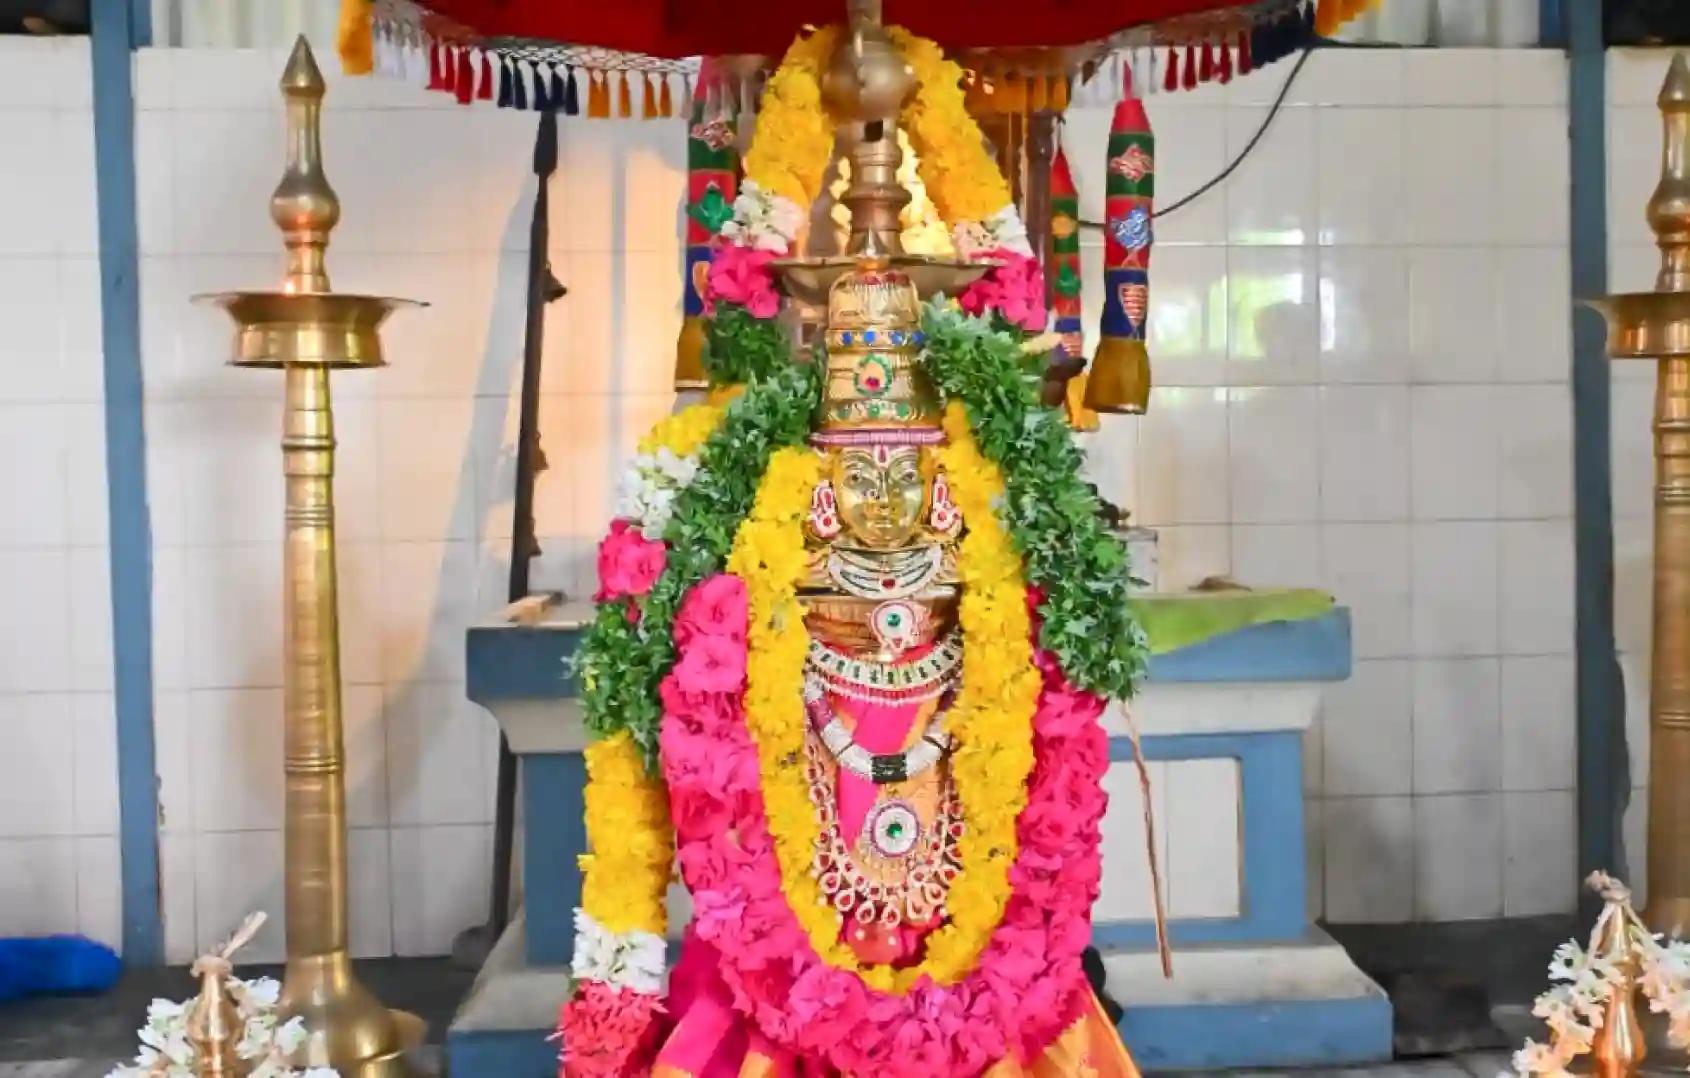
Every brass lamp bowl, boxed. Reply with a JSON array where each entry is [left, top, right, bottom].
[[1584, 291, 1690, 360], [194, 290, 424, 369]]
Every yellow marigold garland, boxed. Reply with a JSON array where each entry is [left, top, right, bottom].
[[636, 401, 725, 457], [887, 28, 1015, 226], [579, 730, 673, 936], [742, 26, 841, 208], [727, 416, 1038, 993]]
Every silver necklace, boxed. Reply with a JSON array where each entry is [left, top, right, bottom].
[[825, 545, 944, 600], [805, 631, 962, 705]]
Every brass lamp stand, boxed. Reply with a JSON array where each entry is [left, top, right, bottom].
[[197, 38, 423, 1076], [1590, 52, 1690, 1075]]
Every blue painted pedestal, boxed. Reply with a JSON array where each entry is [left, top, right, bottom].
[[447, 602, 1390, 1075]]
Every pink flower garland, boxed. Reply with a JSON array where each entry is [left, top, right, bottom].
[[658, 575, 1110, 1076], [958, 249, 1048, 334], [704, 243, 781, 319], [557, 982, 667, 1077]]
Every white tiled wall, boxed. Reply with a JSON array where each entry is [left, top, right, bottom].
[[0, 38, 122, 950], [0, 41, 1584, 951], [136, 47, 680, 962], [1607, 48, 1687, 908], [1068, 47, 1575, 922]]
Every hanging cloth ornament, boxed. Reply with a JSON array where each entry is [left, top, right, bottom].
[[675, 73, 740, 392], [1085, 73, 1153, 415], [1049, 145, 1097, 432]]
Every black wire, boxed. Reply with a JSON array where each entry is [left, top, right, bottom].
[[1078, 44, 1316, 227]]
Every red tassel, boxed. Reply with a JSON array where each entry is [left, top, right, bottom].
[[442, 46, 458, 92], [1238, 30, 1253, 74], [455, 48, 474, 104], [1163, 47, 1178, 93], [478, 52, 494, 99], [1183, 44, 1198, 90], [427, 42, 446, 90], [1199, 40, 1216, 82]]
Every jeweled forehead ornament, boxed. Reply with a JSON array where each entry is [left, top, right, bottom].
[[812, 262, 944, 449]]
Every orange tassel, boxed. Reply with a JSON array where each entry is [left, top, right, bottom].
[[659, 74, 674, 117], [1315, 0, 1342, 36], [618, 71, 633, 117], [965, 71, 993, 114], [1050, 75, 1069, 111], [588, 72, 610, 118], [642, 73, 656, 118], [1029, 73, 1049, 111], [1000, 73, 1025, 114]]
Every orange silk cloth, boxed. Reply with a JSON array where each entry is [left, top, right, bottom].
[[652, 989, 1138, 1078]]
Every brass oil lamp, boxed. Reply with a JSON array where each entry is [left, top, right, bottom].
[[195, 37, 424, 1077], [1587, 51, 1690, 1076]]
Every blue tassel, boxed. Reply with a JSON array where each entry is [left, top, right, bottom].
[[0, 936, 121, 1003], [497, 58, 513, 108], [550, 67, 566, 112], [563, 66, 581, 115], [533, 65, 550, 111], [512, 61, 529, 109]]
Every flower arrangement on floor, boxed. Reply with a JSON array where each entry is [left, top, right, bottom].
[[108, 914, 337, 1078], [1511, 872, 1690, 1077]]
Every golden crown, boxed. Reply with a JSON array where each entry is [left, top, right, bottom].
[[812, 263, 943, 446]]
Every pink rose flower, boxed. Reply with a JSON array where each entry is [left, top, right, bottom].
[[594, 519, 666, 601], [670, 633, 747, 695], [705, 243, 780, 319], [675, 573, 748, 646]]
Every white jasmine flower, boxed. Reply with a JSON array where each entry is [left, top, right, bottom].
[[240, 976, 282, 1012], [570, 908, 666, 995], [720, 181, 804, 253]]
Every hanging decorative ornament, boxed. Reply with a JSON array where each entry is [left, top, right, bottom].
[[676, 63, 740, 392], [1085, 70, 1153, 415], [1048, 143, 1098, 431]]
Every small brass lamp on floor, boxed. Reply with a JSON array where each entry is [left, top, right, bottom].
[[196, 37, 423, 1077]]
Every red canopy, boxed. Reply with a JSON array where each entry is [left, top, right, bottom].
[[409, 0, 1266, 58]]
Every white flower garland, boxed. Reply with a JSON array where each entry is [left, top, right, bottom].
[[569, 908, 667, 995], [1512, 872, 1690, 1078], [950, 204, 1033, 260], [719, 179, 806, 254], [107, 977, 338, 1078], [615, 446, 702, 541]]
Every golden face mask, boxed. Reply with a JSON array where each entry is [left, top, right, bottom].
[[833, 445, 928, 550]]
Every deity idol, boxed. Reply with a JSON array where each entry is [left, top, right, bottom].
[[560, 7, 1152, 1076]]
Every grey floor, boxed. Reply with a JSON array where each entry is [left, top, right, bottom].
[[0, 919, 1569, 1076]]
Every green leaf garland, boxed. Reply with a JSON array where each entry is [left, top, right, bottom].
[[703, 302, 791, 386], [572, 360, 821, 762], [920, 299, 1149, 700]]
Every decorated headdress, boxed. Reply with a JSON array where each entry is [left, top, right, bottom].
[[811, 263, 944, 448]]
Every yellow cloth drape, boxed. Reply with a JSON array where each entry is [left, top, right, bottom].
[[336, 0, 374, 74]]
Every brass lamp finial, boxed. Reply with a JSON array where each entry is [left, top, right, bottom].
[[274, 36, 338, 294]]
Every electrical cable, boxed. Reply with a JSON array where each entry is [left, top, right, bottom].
[[1078, 43, 1316, 228]]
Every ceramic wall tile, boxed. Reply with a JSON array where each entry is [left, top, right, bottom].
[[1501, 655, 1576, 792], [1294, 49, 1405, 107], [1152, 526, 1232, 593], [189, 688, 285, 832], [1495, 246, 1572, 383], [194, 830, 286, 963], [1497, 51, 1566, 108], [0, 403, 71, 548], [390, 824, 491, 956], [1228, 387, 1320, 523], [1324, 795, 1414, 923], [1128, 107, 1227, 246], [1135, 387, 1230, 526], [0, 111, 67, 255], [1402, 109, 1499, 244], [1323, 660, 1413, 797], [0, 549, 72, 692], [1408, 247, 1500, 384], [386, 683, 497, 828], [348, 827, 394, 959], [1414, 793, 1504, 920], [1612, 377, 1657, 519], [1498, 385, 1573, 519], [379, 540, 479, 685], [1504, 790, 1577, 916], [1413, 658, 1502, 795], [1500, 520, 1575, 655], [1411, 386, 1500, 520], [1607, 106, 1660, 247], [1318, 248, 1412, 385], [1316, 109, 1406, 246], [1323, 523, 1412, 660], [1230, 524, 1321, 589], [1226, 106, 1317, 246], [1404, 50, 1498, 107], [1226, 246, 1320, 384], [69, 547, 115, 694], [1411, 521, 1500, 656], [71, 693, 119, 836], [0, 694, 76, 838], [1321, 386, 1411, 522], [377, 397, 479, 542], [0, 837, 78, 936], [1614, 514, 1654, 660], [75, 835, 122, 950], [1494, 109, 1570, 245], [183, 541, 283, 689], [1145, 245, 1228, 385]]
